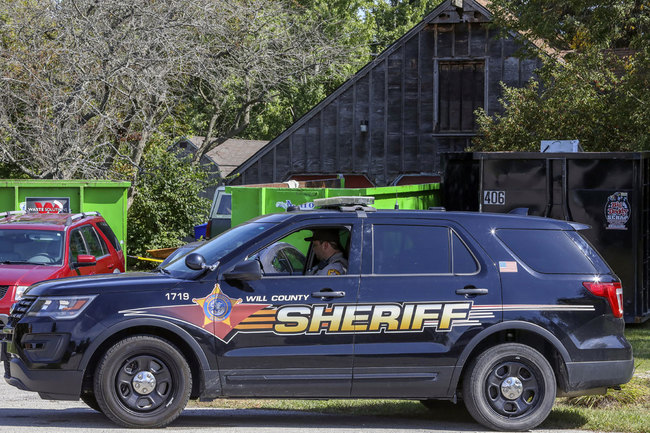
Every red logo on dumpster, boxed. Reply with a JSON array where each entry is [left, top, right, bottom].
[[25, 197, 70, 214], [34, 201, 64, 213], [605, 192, 630, 230]]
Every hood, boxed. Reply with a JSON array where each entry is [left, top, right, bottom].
[[24, 271, 186, 297], [0, 264, 61, 287]]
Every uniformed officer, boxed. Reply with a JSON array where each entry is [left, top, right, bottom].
[[305, 229, 348, 275]]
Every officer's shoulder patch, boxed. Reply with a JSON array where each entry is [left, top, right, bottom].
[[328, 269, 341, 276]]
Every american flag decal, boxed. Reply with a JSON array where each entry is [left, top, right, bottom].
[[499, 261, 518, 273]]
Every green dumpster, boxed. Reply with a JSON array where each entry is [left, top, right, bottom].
[[227, 183, 440, 227], [0, 179, 130, 252]]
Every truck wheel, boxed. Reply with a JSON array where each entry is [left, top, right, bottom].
[[462, 343, 556, 431], [94, 335, 192, 428]]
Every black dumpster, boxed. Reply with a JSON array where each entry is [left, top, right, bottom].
[[442, 152, 650, 324]]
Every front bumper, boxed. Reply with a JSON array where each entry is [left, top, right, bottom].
[[565, 358, 635, 391], [2, 341, 82, 400]]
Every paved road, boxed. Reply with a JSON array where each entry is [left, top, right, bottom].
[[0, 379, 586, 433]]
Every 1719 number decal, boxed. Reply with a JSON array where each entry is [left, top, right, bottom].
[[483, 190, 506, 205]]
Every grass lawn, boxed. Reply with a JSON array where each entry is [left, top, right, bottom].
[[195, 321, 650, 432]]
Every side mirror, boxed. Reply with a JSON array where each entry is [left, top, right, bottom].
[[73, 254, 96, 268], [185, 253, 207, 271], [223, 260, 262, 281]]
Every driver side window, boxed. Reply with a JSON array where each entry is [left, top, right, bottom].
[[249, 239, 306, 276], [250, 226, 350, 277]]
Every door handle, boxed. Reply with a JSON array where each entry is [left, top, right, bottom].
[[456, 286, 488, 296], [311, 290, 345, 299]]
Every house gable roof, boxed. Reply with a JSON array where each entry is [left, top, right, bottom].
[[229, 0, 493, 181], [177, 137, 268, 178]]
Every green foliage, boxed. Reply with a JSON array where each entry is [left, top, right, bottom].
[[0, 162, 27, 178], [487, 0, 647, 51], [127, 144, 214, 261], [473, 1, 650, 153], [366, 0, 444, 53]]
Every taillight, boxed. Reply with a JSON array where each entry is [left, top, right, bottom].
[[583, 281, 624, 318]]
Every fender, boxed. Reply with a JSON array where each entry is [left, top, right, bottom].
[[447, 321, 573, 394], [79, 317, 213, 372]]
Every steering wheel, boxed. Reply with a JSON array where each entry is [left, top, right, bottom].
[[28, 253, 54, 264]]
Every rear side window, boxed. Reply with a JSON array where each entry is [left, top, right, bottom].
[[497, 229, 601, 274], [97, 221, 122, 252], [373, 225, 478, 275], [80, 225, 106, 257]]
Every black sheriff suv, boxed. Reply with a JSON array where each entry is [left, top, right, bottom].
[[1, 197, 634, 431]]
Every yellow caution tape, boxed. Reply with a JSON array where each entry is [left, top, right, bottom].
[[127, 255, 163, 263]]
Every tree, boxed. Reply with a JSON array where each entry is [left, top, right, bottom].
[[186, 0, 353, 165], [473, 0, 649, 152], [127, 143, 214, 263], [366, 0, 443, 54], [0, 0, 194, 185], [0, 0, 351, 197]]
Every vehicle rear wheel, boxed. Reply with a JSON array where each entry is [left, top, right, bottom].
[[94, 335, 191, 428], [462, 343, 556, 431]]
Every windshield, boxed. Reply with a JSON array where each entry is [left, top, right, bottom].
[[164, 222, 275, 277], [0, 229, 64, 266]]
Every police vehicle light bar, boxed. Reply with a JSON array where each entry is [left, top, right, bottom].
[[313, 196, 375, 207]]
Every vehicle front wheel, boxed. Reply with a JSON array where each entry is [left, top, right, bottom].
[[462, 343, 556, 431], [94, 335, 192, 428]]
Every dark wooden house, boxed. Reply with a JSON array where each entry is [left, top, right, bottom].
[[229, 0, 542, 187]]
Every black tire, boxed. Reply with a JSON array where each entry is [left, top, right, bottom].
[[462, 343, 556, 431], [80, 391, 102, 412], [94, 335, 192, 428]]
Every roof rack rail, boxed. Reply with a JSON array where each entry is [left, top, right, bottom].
[[313, 196, 376, 212], [65, 211, 101, 226], [0, 210, 25, 219]]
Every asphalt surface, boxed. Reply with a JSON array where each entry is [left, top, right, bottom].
[[0, 378, 588, 433]]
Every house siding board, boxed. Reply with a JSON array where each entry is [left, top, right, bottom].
[[404, 135, 419, 172], [297, 128, 308, 174], [437, 24, 454, 58], [470, 23, 488, 57], [370, 61, 386, 185], [521, 58, 540, 85], [354, 75, 370, 172], [322, 103, 338, 173], [338, 88, 354, 173], [228, 0, 542, 187], [488, 28, 503, 57], [404, 36, 420, 137], [306, 116, 321, 172], [503, 56, 521, 86], [275, 140, 290, 182], [387, 51, 403, 134], [455, 22, 470, 57], [487, 56, 504, 114]]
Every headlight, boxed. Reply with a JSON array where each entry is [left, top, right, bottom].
[[26, 295, 96, 319], [14, 286, 29, 301]]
